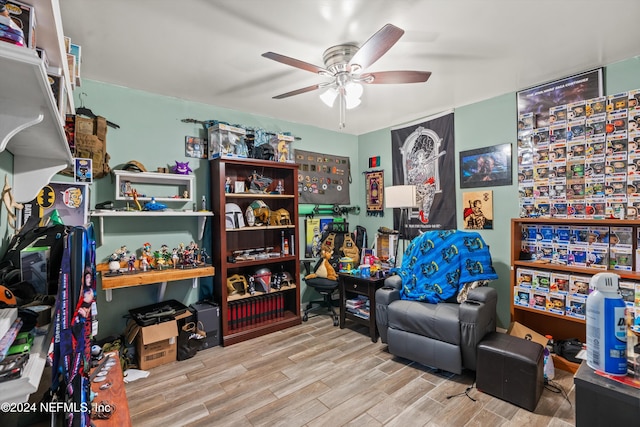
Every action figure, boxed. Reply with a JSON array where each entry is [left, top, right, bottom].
[[128, 255, 137, 272]]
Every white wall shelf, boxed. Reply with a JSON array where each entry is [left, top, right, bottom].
[[90, 210, 214, 242], [113, 170, 196, 202], [0, 0, 75, 203]]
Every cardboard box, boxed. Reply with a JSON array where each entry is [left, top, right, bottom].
[[128, 319, 177, 370], [126, 310, 191, 370], [507, 321, 549, 348]]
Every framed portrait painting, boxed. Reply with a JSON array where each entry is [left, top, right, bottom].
[[459, 143, 512, 188]]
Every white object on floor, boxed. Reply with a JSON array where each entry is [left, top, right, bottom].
[[123, 368, 150, 383]]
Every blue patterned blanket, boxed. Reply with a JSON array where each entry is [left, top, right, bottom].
[[391, 230, 498, 303]]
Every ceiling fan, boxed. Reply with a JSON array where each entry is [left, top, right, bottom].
[[262, 23, 432, 129]]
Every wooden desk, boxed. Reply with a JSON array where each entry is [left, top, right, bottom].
[[338, 273, 386, 342], [90, 352, 131, 427]]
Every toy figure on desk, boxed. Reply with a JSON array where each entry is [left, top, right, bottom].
[[128, 255, 137, 272]]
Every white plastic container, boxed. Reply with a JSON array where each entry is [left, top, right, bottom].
[[586, 272, 627, 376]]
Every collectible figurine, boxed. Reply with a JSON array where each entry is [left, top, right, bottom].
[[143, 197, 167, 211], [225, 177, 232, 193], [128, 255, 137, 272], [200, 247, 211, 264], [141, 242, 154, 269], [172, 248, 179, 268], [173, 161, 192, 175], [107, 246, 128, 273]]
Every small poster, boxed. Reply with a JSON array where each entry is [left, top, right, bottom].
[[462, 190, 493, 229], [305, 218, 321, 258]]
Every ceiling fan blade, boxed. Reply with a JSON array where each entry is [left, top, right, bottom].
[[348, 24, 405, 70], [262, 52, 330, 75], [272, 84, 322, 99], [362, 70, 432, 84]]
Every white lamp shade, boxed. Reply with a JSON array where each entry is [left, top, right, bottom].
[[320, 87, 338, 107], [384, 185, 418, 208]]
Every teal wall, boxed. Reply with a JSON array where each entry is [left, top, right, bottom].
[[66, 81, 359, 338], [2, 56, 639, 338]]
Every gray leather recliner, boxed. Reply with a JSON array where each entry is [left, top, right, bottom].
[[376, 275, 498, 374]]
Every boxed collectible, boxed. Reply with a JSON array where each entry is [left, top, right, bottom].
[[546, 292, 565, 315], [269, 133, 295, 163], [516, 268, 534, 288], [514, 286, 531, 308], [530, 290, 547, 311], [569, 274, 591, 296], [208, 123, 247, 159], [587, 246, 608, 270], [532, 270, 550, 292], [0, 19, 24, 46], [566, 294, 587, 319], [70, 43, 82, 84], [5, 0, 35, 48], [19, 182, 88, 228], [550, 272, 569, 293], [619, 281, 636, 307], [611, 246, 633, 271]]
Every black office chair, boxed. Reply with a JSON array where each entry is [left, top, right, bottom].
[[301, 260, 339, 326]]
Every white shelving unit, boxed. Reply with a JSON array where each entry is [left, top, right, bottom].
[[113, 170, 195, 202], [0, 0, 74, 405], [0, 326, 53, 403], [0, 0, 75, 203]]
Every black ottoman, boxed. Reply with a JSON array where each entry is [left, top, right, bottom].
[[476, 332, 544, 411]]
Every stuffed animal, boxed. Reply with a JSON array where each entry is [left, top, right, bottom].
[[305, 244, 338, 281]]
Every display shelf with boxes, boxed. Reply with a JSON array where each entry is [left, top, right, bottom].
[[511, 217, 640, 373], [210, 157, 301, 346], [0, 0, 76, 202]]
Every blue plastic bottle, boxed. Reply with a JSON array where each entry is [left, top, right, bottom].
[[586, 272, 627, 376]]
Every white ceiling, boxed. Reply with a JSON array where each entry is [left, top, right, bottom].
[[60, 0, 640, 136]]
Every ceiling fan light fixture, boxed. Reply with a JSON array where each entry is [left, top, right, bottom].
[[345, 81, 363, 99], [320, 87, 338, 107]]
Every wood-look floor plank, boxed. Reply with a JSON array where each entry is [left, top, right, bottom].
[[124, 316, 577, 426]]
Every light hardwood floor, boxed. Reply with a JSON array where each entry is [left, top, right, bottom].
[[125, 316, 576, 427]]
